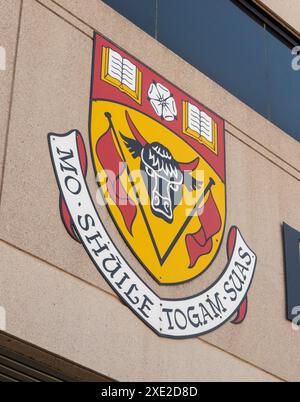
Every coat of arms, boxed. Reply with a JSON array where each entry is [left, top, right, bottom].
[[48, 33, 256, 338]]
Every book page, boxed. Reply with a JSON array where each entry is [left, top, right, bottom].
[[122, 58, 137, 92], [187, 103, 201, 135], [107, 48, 123, 83], [187, 103, 214, 143], [200, 111, 213, 143]]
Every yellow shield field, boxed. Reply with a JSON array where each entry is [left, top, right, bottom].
[[90, 101, 225, 284]]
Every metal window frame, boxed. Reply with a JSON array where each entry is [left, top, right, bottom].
[[282, 223, 300, 323], [234, 0, 300, 47]]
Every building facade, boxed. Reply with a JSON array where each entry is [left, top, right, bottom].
[[0, 0, 300, 382]]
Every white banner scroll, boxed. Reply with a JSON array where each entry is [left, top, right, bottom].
[[48, 130, 256, 338]]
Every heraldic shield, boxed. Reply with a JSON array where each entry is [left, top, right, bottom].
[[90, 34, 226, 285]]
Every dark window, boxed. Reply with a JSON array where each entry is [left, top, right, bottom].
[[266, 29, 300, 140], [102, 0, 300, 142], [103, 0, 157, 37], [157, 0, 269, 119], [282, 223, 300, 323]]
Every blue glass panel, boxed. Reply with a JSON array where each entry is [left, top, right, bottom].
[[157, 0, 269, 118], [266, 29, 300, 142], [102, 0, 157, 37]]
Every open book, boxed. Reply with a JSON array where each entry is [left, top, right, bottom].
[[101, 47, 142, 103], [183, 101, 217, 153]]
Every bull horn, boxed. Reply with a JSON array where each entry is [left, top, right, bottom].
[[178, 157, 199, 172], [125, 111, 147, 147]]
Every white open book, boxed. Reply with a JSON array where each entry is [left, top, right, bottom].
[[101, 47, 142, 103], [183, 101, 217, 153]]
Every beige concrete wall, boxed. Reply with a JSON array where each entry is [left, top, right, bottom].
[[0, 240, 280, 382], [0, 0, 22, 193], [0, 0, 299, 381], [258, 0, 300, 34]]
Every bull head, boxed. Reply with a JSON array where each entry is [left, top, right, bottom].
[[121, 111, 201, 224]]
